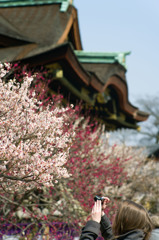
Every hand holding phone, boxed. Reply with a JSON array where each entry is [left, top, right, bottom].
[[102, 197, 110, 210]]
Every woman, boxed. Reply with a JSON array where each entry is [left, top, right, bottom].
[[80, 198, 152, 240]]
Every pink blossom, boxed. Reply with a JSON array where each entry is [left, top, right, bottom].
[[0, 63, 73, 193]]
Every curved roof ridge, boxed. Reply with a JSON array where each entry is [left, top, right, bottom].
[[75, 50, 131, 68], [0, 0, 73, 12]]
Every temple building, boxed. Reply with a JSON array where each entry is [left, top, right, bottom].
[[0, 0, 149, 130]]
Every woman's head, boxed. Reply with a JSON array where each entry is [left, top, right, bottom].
[[112, 200, 152, 240]]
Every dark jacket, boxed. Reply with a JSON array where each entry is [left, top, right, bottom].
[[80, 214, 145, 240]]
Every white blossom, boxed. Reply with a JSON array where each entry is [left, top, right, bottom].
[[0, 63, 73, 193]]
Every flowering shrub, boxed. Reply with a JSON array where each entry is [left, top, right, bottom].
[[0, 63, 131, 239], [0, 63, 73, 192]]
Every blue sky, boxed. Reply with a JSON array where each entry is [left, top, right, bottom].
[[74, 0, 159, 106]]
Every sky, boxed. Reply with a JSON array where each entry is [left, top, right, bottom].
[[74, 0, 159, 106]]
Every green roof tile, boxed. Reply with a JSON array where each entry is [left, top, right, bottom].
[[74, 50, 131, 68], [0, 0, 73, 12]]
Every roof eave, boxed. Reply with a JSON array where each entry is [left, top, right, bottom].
[[17, 43, 148, 123]]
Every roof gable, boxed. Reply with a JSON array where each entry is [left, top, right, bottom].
[[0, 2, 82, 50]]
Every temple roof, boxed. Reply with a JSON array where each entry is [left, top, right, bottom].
[[0, 1, 149, 129], [0, 0, 82, 51], [20, 42, 149, 126]]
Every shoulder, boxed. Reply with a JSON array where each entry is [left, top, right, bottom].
[[117, 229, 144, 240], [81, 220, 101, 236]]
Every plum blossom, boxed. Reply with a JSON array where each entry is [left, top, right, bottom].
[[0, 63, 73, 192]]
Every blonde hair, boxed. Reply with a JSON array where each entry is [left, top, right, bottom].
[[150, 215, 159, 228], [112, 200, 152, 240]]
